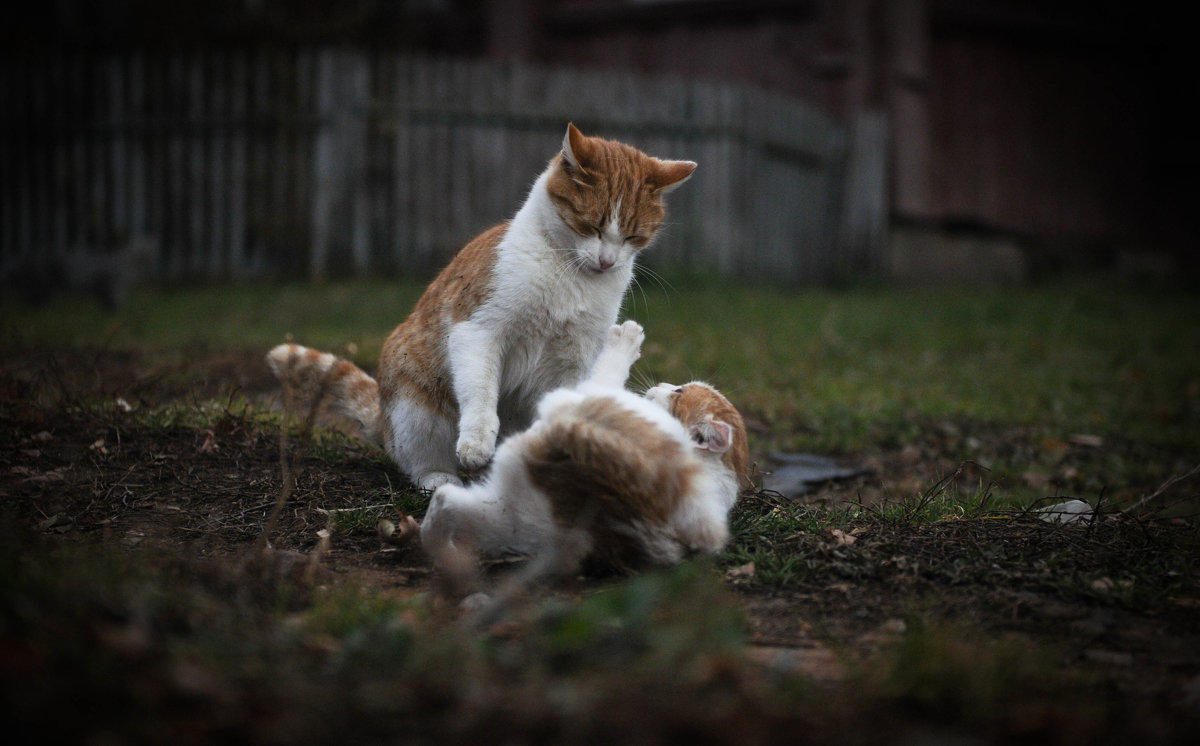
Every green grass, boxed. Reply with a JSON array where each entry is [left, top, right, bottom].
[[6, 275, 1195, 456], [0, 279, 425, 363], [4, 275, 1198, 742], [7, 273, 1197, 519], [6, 273, 1196, 518], [626, 276, 1200, 454]]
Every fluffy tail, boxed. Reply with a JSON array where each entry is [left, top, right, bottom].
[[523, 406, 698, 568], [266, 343, 381, 444]]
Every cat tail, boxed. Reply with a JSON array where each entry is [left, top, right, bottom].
[[266, 343, 382, 444], [526, 410, 694, 569]]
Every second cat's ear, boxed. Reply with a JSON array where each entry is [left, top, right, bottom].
[[690, 417, 732, 455], [649, 159, 697, 194], [562, 122, 594, 174]]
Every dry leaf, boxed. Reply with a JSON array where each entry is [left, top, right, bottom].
[[198, 429, 219, 453], [15, 466, 67, 484], [828, 528, 857, 546], [726, 562, 756, 580], [1091, 577, 1133, 592]]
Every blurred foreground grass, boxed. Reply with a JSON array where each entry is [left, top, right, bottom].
[[0, 526, 1140, 745]]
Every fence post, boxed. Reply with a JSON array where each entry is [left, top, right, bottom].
[[310, 50, 370, 278], [837, 109, 889, 278]]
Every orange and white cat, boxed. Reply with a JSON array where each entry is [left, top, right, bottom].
[[420, 320, 750, 574], [268, 124, 695, 490]]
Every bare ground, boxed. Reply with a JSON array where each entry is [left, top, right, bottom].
[[2, 348, 1199, 744]]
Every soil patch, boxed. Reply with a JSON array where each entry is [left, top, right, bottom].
[[2, 348, 1198, 743]]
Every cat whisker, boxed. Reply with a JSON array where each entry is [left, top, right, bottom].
[[629, 367, 657, 395], [635, 264, 677, 297], [625, 272, 651, 320]]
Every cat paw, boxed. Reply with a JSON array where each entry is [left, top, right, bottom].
[[606, 320, 645, 359], [456, 418, 499, 470], [418, 471, 462, 491]]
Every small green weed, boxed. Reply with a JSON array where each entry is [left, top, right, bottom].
[[527, 562, 746, 674], [864, 466, 998, 525], [724, 489, 855, 585]]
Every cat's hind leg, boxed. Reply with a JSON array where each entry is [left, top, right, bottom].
[[420, 479, 524, 560], [422, 434, 555, 562], [384, 396, 462, 490], [420, 482, 478, 558]]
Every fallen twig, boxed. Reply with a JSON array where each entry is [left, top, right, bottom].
[[1120, 463, 1200, 517]]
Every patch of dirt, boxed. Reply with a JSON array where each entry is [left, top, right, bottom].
[[3, 348, 1199, 743]]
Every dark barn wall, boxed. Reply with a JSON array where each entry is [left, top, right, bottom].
[[6, 0, 1190, 278], [536, 1, 828, 106], [520, 0, 1188, 271], [922, 7, 1162, 264]]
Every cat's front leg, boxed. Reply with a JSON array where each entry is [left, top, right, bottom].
[[448, 321, 503, 470], [586, 320, 645, 389]]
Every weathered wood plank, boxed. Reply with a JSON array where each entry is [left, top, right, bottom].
[[0, 50, 878, 286]]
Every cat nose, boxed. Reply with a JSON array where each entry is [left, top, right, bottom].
[[598, 257, 614, 271]]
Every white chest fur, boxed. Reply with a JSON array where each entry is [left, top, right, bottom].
[[477, 172, 633, 412]]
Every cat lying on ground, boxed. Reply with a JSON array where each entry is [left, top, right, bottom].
[[268, 124, 696, 490], [420, 320, 750, 576]]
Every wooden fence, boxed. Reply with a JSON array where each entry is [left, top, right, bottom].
[[0, 49, 886, 287]]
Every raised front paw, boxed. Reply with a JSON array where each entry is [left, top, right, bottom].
[[455, 415, 500, 470], [605, 320, 645, 361]]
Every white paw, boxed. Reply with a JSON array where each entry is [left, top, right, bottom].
[[456, 416, 499, 470], [606, 320, 645, 359], [418, 471, 462, 491]]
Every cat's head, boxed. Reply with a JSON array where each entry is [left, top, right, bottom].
[[546, 123, 696, 274], [645, 381, 749, 486]]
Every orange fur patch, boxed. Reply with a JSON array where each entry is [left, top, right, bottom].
[[545, 126, 692, 249], [376, 222, 506, 417]]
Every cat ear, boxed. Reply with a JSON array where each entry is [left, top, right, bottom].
[[562, 122, 593, 175], [648, 159, 697, 193], [690, 417, 733, 455]]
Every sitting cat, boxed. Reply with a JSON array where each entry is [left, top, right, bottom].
[[268, 124, 696, 490], [420, 320, 750, 576]]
